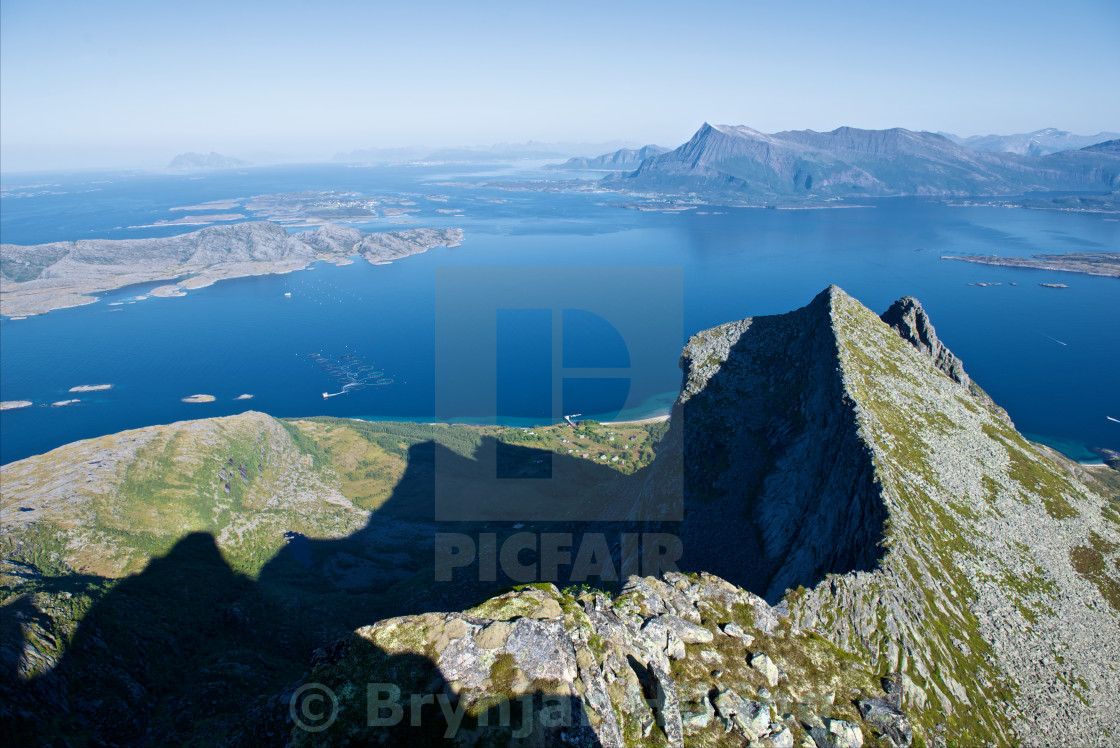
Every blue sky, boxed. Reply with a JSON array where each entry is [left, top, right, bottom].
[[2, 0, 1118, 170]]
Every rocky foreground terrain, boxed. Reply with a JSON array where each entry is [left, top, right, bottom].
[[0, 222, 464, 317], [2, 287, 1118, 746]]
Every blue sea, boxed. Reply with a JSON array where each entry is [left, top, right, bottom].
[[1, 164, 1118, 464]]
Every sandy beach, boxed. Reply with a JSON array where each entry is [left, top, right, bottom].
[[601, 413, 671, 426]]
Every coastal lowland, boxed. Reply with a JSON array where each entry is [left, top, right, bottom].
[[0, 222, 463, 318], [945, 252, 1120, 278]]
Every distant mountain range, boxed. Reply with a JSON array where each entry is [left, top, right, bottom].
[[611, 123, 1120, 200], [940, 128, 1120, 156], [1082, 138, 1120, 153], [334, 140, 642, 164], [166, 151, 251, 170], [545, 145, 670, 170]]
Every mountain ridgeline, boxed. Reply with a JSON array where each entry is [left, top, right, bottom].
[[608, 123, 1120, 201], [2, 288, 1119, 746], [546, 145, 670, 170], [940, 128, 1120, 157]]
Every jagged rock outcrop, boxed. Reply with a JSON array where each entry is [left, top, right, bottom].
[[260, 573, 900, 747], [0, 222, 464, 317], [879, 296, 969, 387]]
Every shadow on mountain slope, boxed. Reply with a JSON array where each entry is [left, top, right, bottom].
[[3, 343, 889, 746], [2, 438, 634, 745], [663, 289, 888, 600]]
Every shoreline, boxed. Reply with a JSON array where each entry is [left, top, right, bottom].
[[337, 412, 674, 429], [600, 414, 671, 426], [0, 223, 465, 318]]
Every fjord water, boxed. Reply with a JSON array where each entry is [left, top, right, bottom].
[[1, 164, 1118, 464]]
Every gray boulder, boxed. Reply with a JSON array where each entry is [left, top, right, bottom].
[[859, 697, 912, 746], [751, 651, 781, 687], [714, 688, 771, 739]]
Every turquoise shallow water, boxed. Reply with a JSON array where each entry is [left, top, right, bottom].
[[1, 165, 1118, 464]]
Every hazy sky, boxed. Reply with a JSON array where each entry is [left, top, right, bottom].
[[2, 0, 1118, 171]]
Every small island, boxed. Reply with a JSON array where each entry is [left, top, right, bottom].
[[944, 252, 1120, 278], [166, 152, 251, 170], [181, 394, 217, 404], [0, 400, 33, 410], [68, 384, 112, 392]]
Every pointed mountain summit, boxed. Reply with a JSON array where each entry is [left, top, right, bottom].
[[246, 287, 1120, 746], [617, 123, 1120, 199], [661, 286, 1119, 742]]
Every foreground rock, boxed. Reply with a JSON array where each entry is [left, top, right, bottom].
[[252, 575, 898, 747]]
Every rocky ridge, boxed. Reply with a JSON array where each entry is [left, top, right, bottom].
[[0, 222, 464, 317], [243, 287, 1120, 746], [257, 573, 902, 747]]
